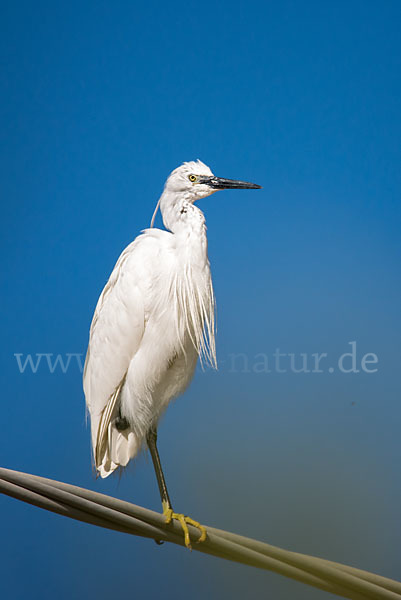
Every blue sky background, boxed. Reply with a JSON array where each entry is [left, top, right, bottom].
[[1, 1, 400, 598]]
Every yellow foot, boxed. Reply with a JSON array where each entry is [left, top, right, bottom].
[[163, 506, 207, 549]]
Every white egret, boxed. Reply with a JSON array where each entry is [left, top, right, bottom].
[[83, 160, 261, 547]]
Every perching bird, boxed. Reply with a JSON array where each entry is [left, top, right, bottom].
[[83, 160, 261, 547]]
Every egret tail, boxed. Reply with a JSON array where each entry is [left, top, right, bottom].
[[96, 423, 140, 478]]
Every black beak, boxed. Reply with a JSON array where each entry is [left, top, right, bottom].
[[199, 176, 262, 190]]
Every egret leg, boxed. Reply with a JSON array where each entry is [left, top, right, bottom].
[[146, 428, 207, 549]]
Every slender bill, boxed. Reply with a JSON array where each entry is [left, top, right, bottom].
[[199, 176, 262, 190]]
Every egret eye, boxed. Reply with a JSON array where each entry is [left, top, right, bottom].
[[188, 174, 197, 183]]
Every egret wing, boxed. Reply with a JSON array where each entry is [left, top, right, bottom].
[[83, 241, 145, 466]]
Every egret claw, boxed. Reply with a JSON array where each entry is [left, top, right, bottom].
[[164, 507, 207, 549]]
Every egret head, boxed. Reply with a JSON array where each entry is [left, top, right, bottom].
[[164, 160, 261, 202], [151, 160, 261, 228]]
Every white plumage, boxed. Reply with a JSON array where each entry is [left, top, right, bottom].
[[83, 160, 260, 481]]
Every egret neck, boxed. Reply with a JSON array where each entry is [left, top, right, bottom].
[[160, 190, 209, 268]]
